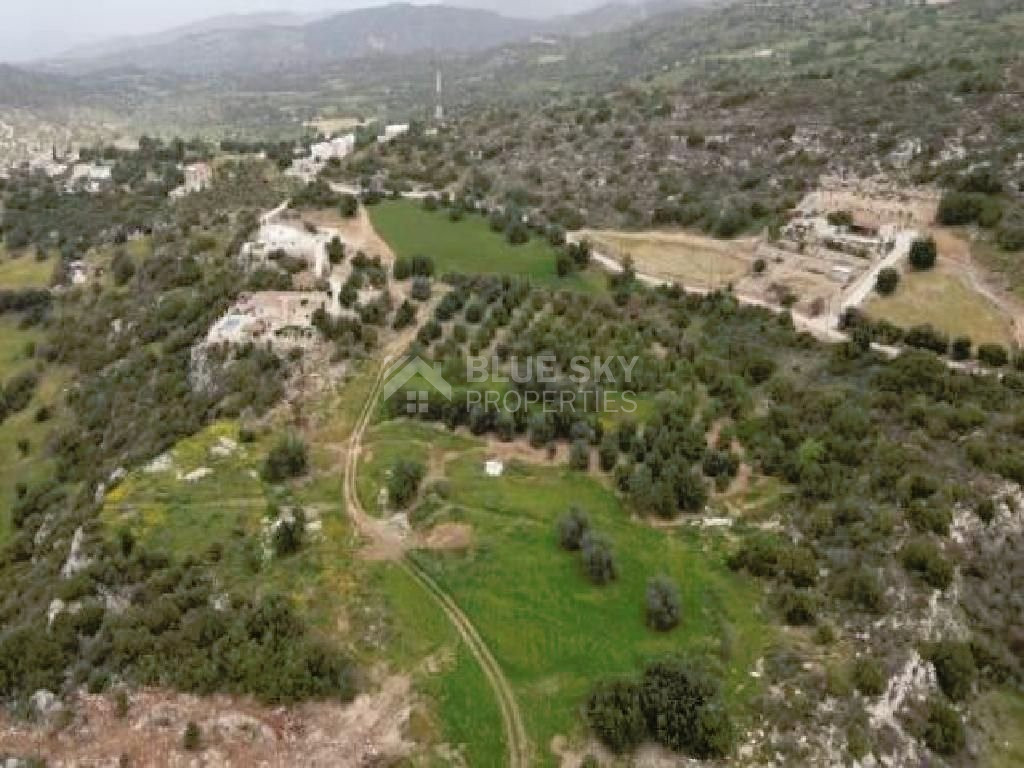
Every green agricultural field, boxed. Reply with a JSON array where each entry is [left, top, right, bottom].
[[369, 199, 606, 292], [371, 564, 508, 766], [0, 248, 55, 289], [359, 419, 770, 765]]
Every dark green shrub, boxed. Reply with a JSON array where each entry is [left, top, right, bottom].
[[950, 336, 972, 361], [778, 588, 817, 626], [581, 534, 618, 585], [569, 439, 591, 471], [387, 459, 426, 509], [907, 501, 951, 536], [261, 435, 308, 483], [639, 660, 734, 758], [909, 238, 937, 270], [585, 680, 645, 753], [645, 576, 681, 631], [557, 507, 590, 551], [900, 537, 953, 590], [924, 697, 965, 755], [977, 343, 1009, 367], [975, 498, 996, 524], [852, 656, 886, 696], [272, 512, 304, 558], [928, 641, 975, 702], [875, 267, 900, 295], [183, 721, 201, 751]]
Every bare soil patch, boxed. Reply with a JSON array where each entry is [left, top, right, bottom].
[[425, 523, 474, 552], [301, 206, 396, 265], [0, 676, 414, 767]]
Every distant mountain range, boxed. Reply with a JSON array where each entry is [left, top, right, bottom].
[[53, 12, 322, 63], [35, 2, 673, 77]]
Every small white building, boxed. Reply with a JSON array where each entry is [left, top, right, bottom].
[[68, 260, 89, 286], [485, 459, 505, 478], [378, 124, 410, 144], [71, 163, 112, 183], [67, 163, 112, 193], [184, 163, 213, 193]]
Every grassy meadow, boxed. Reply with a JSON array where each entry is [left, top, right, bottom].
[[369, 199, 606, 292], [977, 688, 1024, 768], [96, 367, 511, 761], [864, 265, 1014, 348], [359, 417, 771, 765], [99, 417, 358, 631], [0, 246, 55, 289], [0, 317, 67, 544]]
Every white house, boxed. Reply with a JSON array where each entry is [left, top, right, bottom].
[[311, 134, 356, 163], [67, 163, 112, 193], [378, 124, 410, 144], [184, 163, 213, 193]]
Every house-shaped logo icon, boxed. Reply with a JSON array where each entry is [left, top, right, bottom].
[[380, 356, 453, 414]]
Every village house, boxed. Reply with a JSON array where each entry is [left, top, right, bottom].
[[183, 162, 212, 193], [207, 292, 331, 350], [169, 162, 213, 198], [310, 134, 356, 163], [378, 124, 410, 144], [66, 163, 112, 193]]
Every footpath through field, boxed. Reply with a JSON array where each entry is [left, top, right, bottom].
[[342, 354, 530, 767]]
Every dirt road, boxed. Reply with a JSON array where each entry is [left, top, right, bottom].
[[342, 354, 530, 767]]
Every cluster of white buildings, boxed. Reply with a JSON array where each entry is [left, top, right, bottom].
[[204, 201, 394, 352], [311, 134, 356, 163], [287, 124, 411, 181]]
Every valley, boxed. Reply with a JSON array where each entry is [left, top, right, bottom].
[[1, 0, 1024, 765]]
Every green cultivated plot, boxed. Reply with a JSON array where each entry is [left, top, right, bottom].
[[369, 200, 605, 292], [374, 564, 508, 766], [360, 420, 769, 765]]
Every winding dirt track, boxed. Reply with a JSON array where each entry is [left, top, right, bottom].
[[342, 356, 529, 767]]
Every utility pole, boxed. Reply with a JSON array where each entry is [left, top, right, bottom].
[[435, 67, 444, 124]]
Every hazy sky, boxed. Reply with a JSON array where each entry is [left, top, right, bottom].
[[0, 0, 606, 63]]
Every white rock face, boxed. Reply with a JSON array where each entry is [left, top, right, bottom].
[[47, 598, 65, 628], [29, 689, 61, 718], [180, 468, 213, 483], [144, 453, 174, 473], [210, 436, 239, 458], [61, 526, 92, 578]]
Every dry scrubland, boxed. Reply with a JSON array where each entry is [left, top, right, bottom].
[[865, 229, 1019, 348], [581, 229, 756, 289]]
